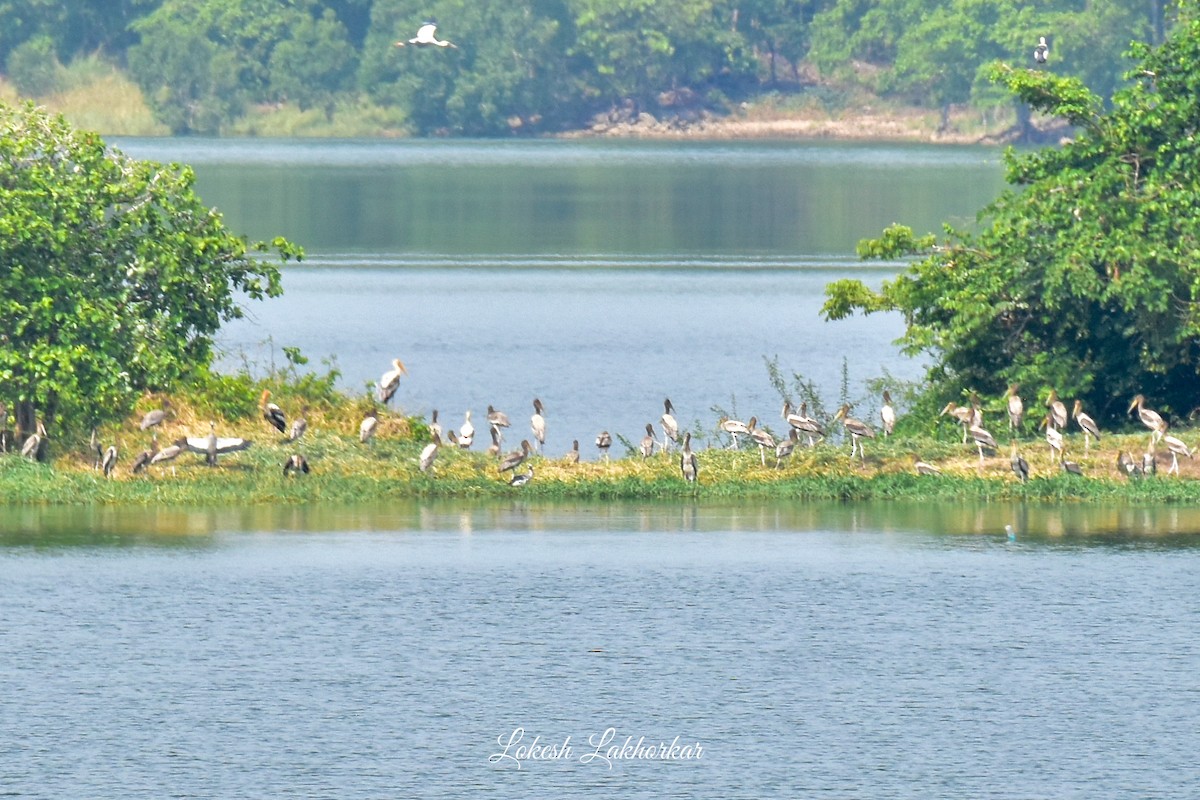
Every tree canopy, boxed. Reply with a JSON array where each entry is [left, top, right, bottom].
[[0, 0, 1182, 135], [821, 6, 1200, 423], [0, 102, 300, 450]]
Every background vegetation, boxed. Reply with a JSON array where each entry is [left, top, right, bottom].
[[822, 7, 1200, 426], [0, 0, 1181, 136]]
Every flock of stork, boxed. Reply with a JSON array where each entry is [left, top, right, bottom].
[[923, 387, 1189, 482], [397, 379, 1193, 487], [9, 349, 1185, 489]]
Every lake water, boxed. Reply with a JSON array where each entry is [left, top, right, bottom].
[[14, 138, 1193, 798], [3, 502, 1200, 798], [113, 138, 1006, 452]]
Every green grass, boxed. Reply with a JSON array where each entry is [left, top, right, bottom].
[[4, 421, 1200, 507]]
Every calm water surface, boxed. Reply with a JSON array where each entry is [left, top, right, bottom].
[[112, 138, 1006, 450], [3, 502, 1200, 798], [23, 141, 1189, 798]]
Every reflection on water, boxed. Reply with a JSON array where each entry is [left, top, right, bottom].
[[6, 501, 1200, 549]]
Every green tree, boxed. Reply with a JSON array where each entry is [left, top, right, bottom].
[[362, 0, 577, 135], [0, 103, 300, 453], [735, 0, 827, 85], [5, 34, 64, 97], [268, 8, 358, 117], [568, 0, 750, 114], [128, 0, 314, 134], [821, 8, 1200, 423]]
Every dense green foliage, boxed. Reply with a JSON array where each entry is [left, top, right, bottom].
[[822, 7, 1200, 424], [0, 103, 300, 446], [0, 0, 1180, 135]]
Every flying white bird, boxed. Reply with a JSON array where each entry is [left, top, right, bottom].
[[396, 22, 457, 49]]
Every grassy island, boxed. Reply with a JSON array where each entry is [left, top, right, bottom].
[[4, 379, 1200, 507]]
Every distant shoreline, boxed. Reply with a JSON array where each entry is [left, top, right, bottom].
[[557, 107, 1025, 146]]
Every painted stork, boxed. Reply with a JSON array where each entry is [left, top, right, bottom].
[[1046, 389, 1068, 431], [640, 424, 656, 458], [289, 408, 308, 442], [660, 398, 679, 450], [487, 405, 510, 443], [940, 401, 973, 443], [968, 424, 998, 463], [131, 434, 159, 474], [283, 454, 311, 476], [596, 430, 612, 460], [1128, 394, 1166, 445], [419, 436, 439, 473], [783, 401, 824, 447], [101, 444, 118, 477], [1010, 442, 1030, 483], [360, 410, 378, 444], [151, 438, 187, 474], [834, 404, 875, 462], [260, 390, 286, 434], [880, 390, 896, 436], [718, 416, 750, 449], [21, 421, 46, 461], [1162, 434, 1193, 475], [459, 410, 475, 448], [1041, 416, 1064, 463], [680, 432, 698, 482], [499, 439, 532, 473], [377, 358, 407, 405], [140, 400, 171, 431], [748, 416, 776, 467], [1006, 384, 1024, 433], [530, 399, 546, 452], [914, 455, 942, 476], [775, 428, 799, 468], [1071, 399, 1100, 453], [1116, 451, 1139, 479]]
